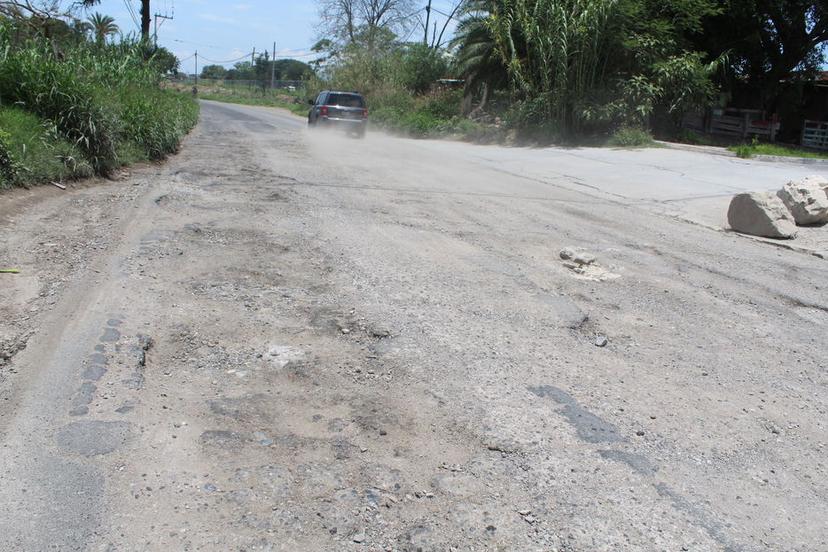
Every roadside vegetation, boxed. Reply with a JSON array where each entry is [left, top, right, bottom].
[[731, 141, 828, 160], [296, 0, 826, 150], [0, 5, 197, 190], [175, 1, 825, 154], [0, 107, 93, 187], [194, 57, 313, 116]]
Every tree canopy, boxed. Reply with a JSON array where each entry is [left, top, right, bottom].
[[446, 0, 827, 135]]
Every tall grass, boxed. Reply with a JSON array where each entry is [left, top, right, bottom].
[[0, 106, 93, 188], [0, 33, 118, 172], [0, 24, 198, 179], [487, 0, 620, 136], [0, 127, 21, 187]]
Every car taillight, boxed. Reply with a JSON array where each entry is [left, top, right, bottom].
[[320, 105, 329, 117], [362, 108, 369, 118]]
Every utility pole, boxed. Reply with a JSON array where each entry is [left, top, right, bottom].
[[153, 12, 173, 48], [194, 50, 198, 93], [271, 41, 276, 90], [251, 47, 255, 67], [424, 0, 432, 46], [140, 0, 151, 42]]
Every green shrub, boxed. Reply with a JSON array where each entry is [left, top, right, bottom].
[[608, 127, 654, 147], [0, 31, 119, 173], [398, 44, 448, 94], [0, 26, 198, 179], [424, 90, 462, 120], [0, 107, 92, 188], [120, 87, 199, 159], [0, 128, 21, 187]]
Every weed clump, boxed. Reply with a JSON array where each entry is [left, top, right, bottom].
[[608, 127, 654, 147], [0, 25, 198, 185], [0, 127, 21, 188]]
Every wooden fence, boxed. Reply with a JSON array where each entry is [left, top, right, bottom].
[[801, 120, 828, 150], [683, 108, 780, 141]]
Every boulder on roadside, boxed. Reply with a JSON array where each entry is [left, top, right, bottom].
[[727, 192, 797, 239], [777, 176, 828, 225]]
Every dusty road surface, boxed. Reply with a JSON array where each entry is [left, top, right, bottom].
[[1, 100, 827, 552]]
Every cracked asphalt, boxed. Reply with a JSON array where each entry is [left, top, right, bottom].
[[0, 100, 826, 551]]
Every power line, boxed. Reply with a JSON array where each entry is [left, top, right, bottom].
[[123, 0, 140, 29], [279, 51, 322, 59], [199, 52, 255, 64], [430, 6, 460, 21], [171, 38, 224, 50], [399, 13, 425, 43], [399, 6, 426, 20]]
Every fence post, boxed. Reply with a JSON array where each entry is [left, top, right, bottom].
[[742, 112, 749, 139]]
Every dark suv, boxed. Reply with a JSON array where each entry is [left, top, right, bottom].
[[308, 91, 368, 137]]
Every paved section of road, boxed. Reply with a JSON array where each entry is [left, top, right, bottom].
[[410, 131, 828, 254], [0, 100, 826, 551]]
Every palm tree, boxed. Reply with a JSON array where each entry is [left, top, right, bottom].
[[71, 19, 93, 42], [450, 1, 509, 115], [87, 12, 119, 45]]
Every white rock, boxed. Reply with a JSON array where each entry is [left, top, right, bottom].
[[777, 176, 828, 225], [560, 247, 596, 265], [559, 247, 577, 261], [267, 345, 303, 368], [727, 192, 797, 239]]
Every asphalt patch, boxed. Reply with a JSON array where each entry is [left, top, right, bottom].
[[528, 385, 622, 443], [99, 328, 121, 343], [55, 421, 131, 457]]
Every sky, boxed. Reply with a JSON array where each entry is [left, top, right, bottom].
[[86, 1, 460, 75]]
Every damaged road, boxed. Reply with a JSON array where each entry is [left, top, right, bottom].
[[0, 100, 826, 551]]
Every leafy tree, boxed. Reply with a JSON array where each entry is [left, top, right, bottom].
[[693, 1, 828, 108], [0, 0, 101, 21], [272, 59, 314, 80], [316, 0, 417, 50], [226, 61, 254, 80], [455, 0, 723, 135], [87, 12, 118, 44], [451, 0, 509, 114], [612, 0, 723, 131], [75, 18, 93, 36], [200, 64, 227, 80], [150, 46, 179, 76], [398, 43, 447, 93]]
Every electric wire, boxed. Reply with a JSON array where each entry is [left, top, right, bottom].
[[123, 0, 140, 29], [430, 6, 461, 21], [199, 52, 255, 64], [172, 38, 224, 50]]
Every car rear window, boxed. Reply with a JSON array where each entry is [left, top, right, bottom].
[[327, 94, 364, 108]]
